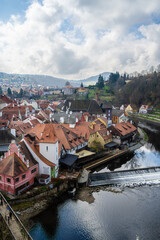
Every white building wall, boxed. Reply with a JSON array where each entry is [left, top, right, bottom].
[[112, 137, 121, 145], [39, 142, 59, 170], [0, 102, 7, 110], [24, 140, 51, 180], [31, 101, 38, 110]]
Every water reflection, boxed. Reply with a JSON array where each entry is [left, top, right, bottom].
[[30, 186, 160, 240]]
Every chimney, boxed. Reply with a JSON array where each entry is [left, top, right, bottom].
[[11, 129, 16, 137], [95, 92, 99, 102], [26, 160, 29, 168]]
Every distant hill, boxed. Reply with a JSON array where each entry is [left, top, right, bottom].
[[73, 72, 110, 86], [0, 72, 110, 88]]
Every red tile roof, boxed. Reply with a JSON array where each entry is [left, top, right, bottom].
[[114, 122, 137, 136], [28, 123, 86, 151], [98, 129, 112, 140], [19, 141, 38, 168], [0, 95, 13, 104], [28, 123, 58, 143], [0, 153, 28, 177]]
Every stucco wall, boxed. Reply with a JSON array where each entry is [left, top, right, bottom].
[[39, 142, 59, 168]]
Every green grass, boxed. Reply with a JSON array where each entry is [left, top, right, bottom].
[[12, 201, 36, 211], [104, 85, 109, 90], [141, 129, 148, 142], [131, 113, 160, 123]]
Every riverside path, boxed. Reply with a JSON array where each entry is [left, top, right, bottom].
[[0, 192, 33, 240]]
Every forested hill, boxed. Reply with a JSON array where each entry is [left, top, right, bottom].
[[114, 72, 160, 107]]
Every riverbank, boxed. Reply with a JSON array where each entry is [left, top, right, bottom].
[[130, 114, 160, 126], [16, 192, 69, 231], [9, 180, 71, 230]]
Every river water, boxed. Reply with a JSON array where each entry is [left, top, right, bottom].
[[30, 121, 160, 240]]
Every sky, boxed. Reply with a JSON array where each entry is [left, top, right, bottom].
[[0, 0, 160, 80]]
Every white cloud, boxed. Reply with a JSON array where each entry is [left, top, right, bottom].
[[0, 0, 160, 79]]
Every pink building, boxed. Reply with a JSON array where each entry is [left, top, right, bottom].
[[0, 142, 38, 195]]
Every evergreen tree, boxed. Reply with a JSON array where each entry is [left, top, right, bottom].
[[96, 75, 104, 89], [7, 87, 12, 97], [19, 88, 24, 98], [65, 81, 70, 86], [80, 82, 83, 87], [0, 86, 3, 95]]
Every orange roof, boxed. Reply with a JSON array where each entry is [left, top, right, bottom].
[[98, 129, 112, 140], [52, 101, 61, 106], [19, 141, 38, 168], [140, 105, 149, 110], [114, 121, 137, 136], [65, 85, 74, 88], [28, 123, 86, 151], [30, 119, 40, 126], [63, 122, 91, 140], [28, 124, 58, 143], [0, 153, 28, 177]]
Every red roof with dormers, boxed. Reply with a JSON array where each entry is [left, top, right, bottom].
[[111, 121, 137, 136], [27, 123, 86, 151]]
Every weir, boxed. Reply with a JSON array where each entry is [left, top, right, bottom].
[[0, 192, 33, 240], [88, 166, 160, 187]]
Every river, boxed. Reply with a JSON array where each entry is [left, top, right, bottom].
[[30, 121, 160, 240]]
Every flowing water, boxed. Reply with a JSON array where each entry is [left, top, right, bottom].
[[30, 121, 160, 240]]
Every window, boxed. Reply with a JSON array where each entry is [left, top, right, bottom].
[[7, 178, 11, 183], [46, 146, 48, 151], [31, 168, 36, 174], [22, 174, 26, 179], [15, 177, 19, 183]]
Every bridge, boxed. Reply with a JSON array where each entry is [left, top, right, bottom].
[[0, 192, 33, 240], [88, 166, 160, 187]]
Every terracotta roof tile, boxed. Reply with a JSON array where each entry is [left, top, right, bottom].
[[0, 153, 28, 177]]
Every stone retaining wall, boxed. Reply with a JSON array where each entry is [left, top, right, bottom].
[[8, 181, 69, 206]]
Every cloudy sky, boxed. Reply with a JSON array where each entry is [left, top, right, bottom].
[[0, 0, 160, 79]]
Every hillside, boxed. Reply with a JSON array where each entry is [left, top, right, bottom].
[[114, 72, 160, 107], [0, 72, 110, 88]]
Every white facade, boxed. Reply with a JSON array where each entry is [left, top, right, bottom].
[[31, 101, 38, 110], [20, 100, 30, 106], [39, 141, 59, 177], [24, 139, 51, 180], [0, 102, 7, 110], [119, 113, 128, 123], [139, 108, 147, 114]]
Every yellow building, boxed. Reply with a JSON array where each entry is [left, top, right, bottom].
[[125, 104, 137, 114], [88, 128, 112, 149], [77, 87, 88, 95], [90, 116, 108, 128]]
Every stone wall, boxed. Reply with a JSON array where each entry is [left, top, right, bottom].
[[8, 180, 69, 206], [0, 215, 14, 240]]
